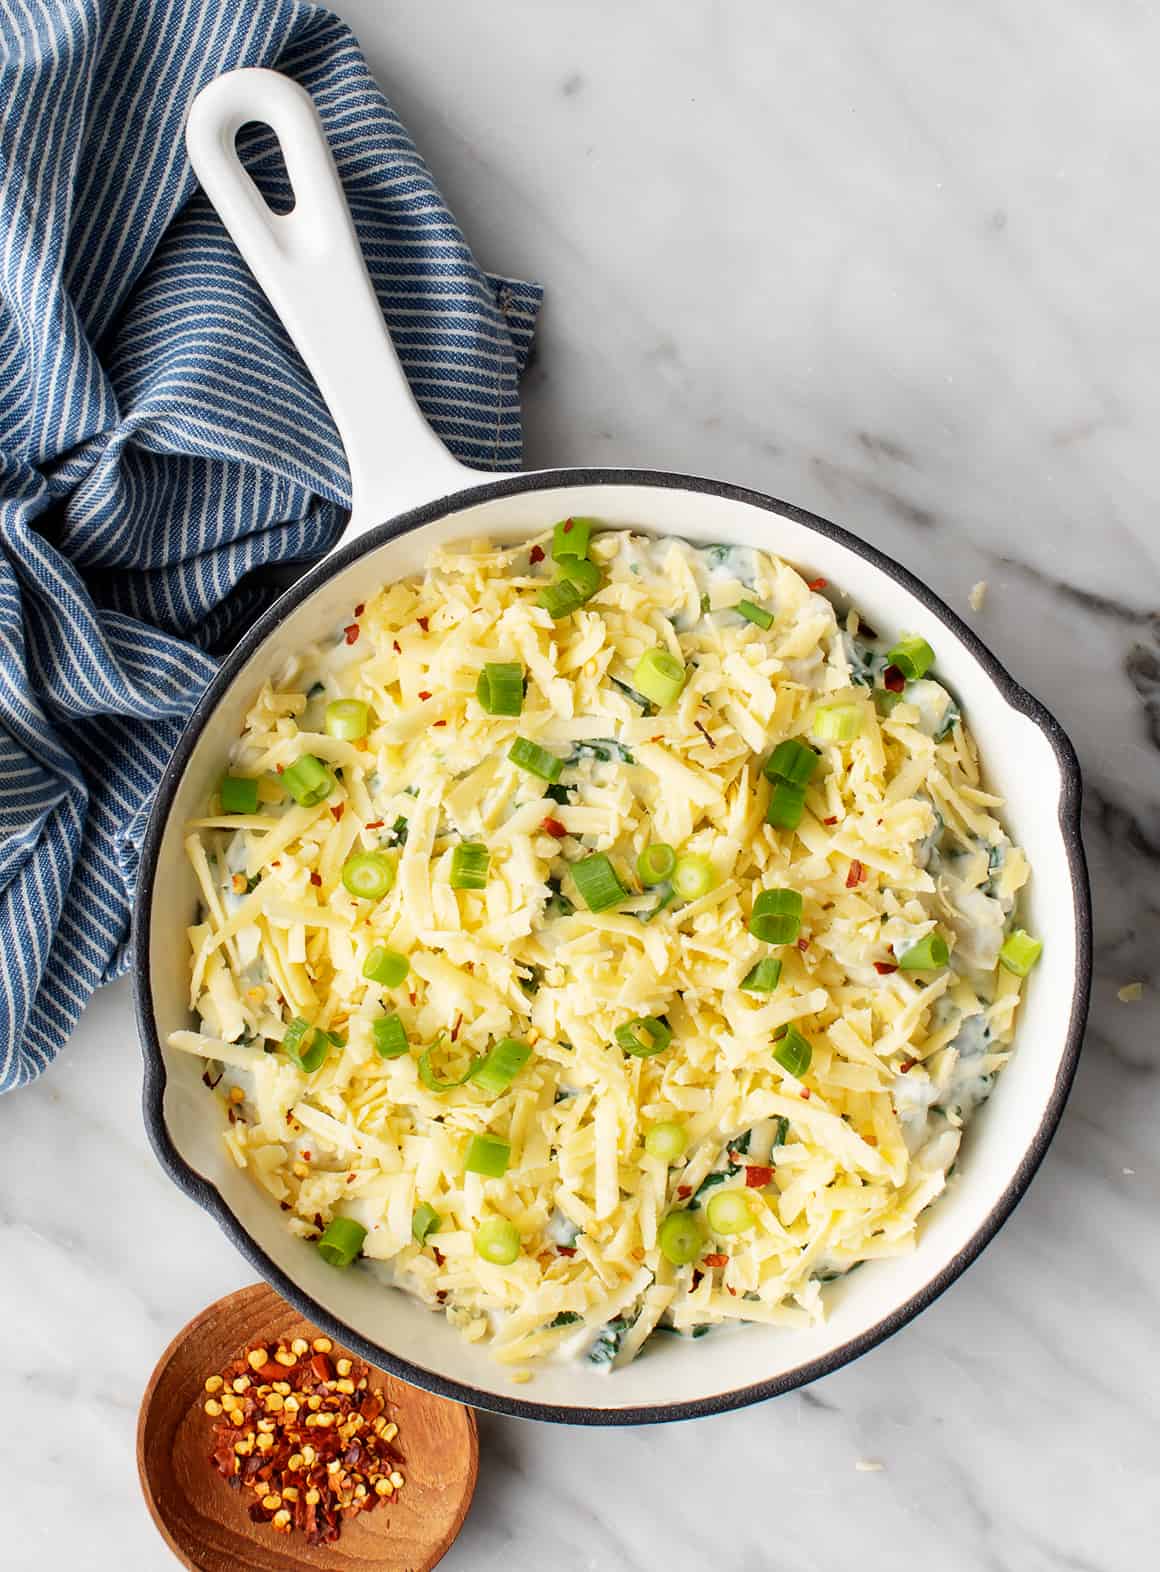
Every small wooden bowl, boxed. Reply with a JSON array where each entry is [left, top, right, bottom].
[[138, 1283, 478, 1572]]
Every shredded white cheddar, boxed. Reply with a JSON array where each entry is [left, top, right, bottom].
[[173, 529, 1037, 1370]]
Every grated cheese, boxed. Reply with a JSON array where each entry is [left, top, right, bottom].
[[171, 528, 1034, 1370]]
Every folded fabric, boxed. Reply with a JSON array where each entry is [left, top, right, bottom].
[[0, 0, 541, 1091]]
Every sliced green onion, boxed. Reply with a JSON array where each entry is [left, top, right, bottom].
[[372, 1014, 408, 1059], [658, 1210, 705, 1266], [450, 842, 490, 890], [508, 737, 563, 783], [749, 887, 803, 945], [773, 1024, 813, 1078], [764, 738, 819, 787], [538, 578, 584, 619], [282, 754, 335, 807], [644, 1121, 688, 1162], [282, 1017, 330, 1074], [899, 932, 949, 971], [615, 1016, 672, 1057], [419, 1043, 479, 1093], [999, 928, 1043, 977], [812, 703, 863, 743], [705, 1188, 756, 1235], [412, 1202, 442, 1244], [362, 945, 409, 987], [637, 842, 677, 885], [464, 1135, 511, 1178], [741, 957, 782, 993], [633, 647, 686, 709], [552, 516, 593, 559], [341, 851, 395, 901], [476, 662, 524, 717], [572, 852, 626, 912], [316, 1216, 366, 1268], [766, 780, 807, 831], [557, 556, 601, 600], [474, 1216, 520, 1263], [672, 853, 716, 901], [737, 599, 773, 630], [219, 775, 259, 814], [325, 698, 369, 740], [886, 635, 935, 681], [470, 1037, 531, 1097]]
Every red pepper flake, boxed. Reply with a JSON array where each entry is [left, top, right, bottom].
[[432, 1246, 445, 1267], [745, 1164, 773, 1188], [875, 961, 899, 975], [417, 616, 429, 632], [556, 1245, 577, 1257], [543, 817, 567, 838], [562, 518, 574, 534], [343, 623, 360, 645], [808, 577, 828, 591], [883, 664, 906, 692], [365, 820, 384, 830], [275, 763, 284, 774], [727, 1285, 738, 1296], [529, 544, 545, 564], [331, 804, 344, 821], [796, 936, 809, 951], [309, 872, 322, 887], [846, 858, 865, 888], [800, 1088, 812, 1100], [450, 1012, 463, 1043], [434, 719, 447, 727], [694, 719, 716, 749], [899, 1056, 917, 1073], [703, 1253, 729, 1269], [354, 603, 365, 617], [392, 640, 402, 654], [418, 692, 431, 702], [677, 1185, 693, 1200], [691, 1269, 704, 1290], [823, 815, 839, 825], [301, 1151, 312, 1161]]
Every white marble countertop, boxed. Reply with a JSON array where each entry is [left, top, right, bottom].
[[4, 3, 1157, 1568]]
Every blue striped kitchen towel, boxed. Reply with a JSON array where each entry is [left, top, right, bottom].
[[0, 0, 541, 1091]]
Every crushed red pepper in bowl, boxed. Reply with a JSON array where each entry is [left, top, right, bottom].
[[202, 1334, 405, 1546]]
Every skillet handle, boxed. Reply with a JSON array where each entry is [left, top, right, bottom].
[[184, 68, 477, 534]]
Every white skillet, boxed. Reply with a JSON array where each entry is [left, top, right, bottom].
[[135, 68, 1091, 1424]]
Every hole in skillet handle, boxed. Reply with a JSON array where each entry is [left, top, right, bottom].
[[234, 120, 295, 215]]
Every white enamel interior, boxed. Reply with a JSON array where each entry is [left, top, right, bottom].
[[146, 478, 1079, 1417]]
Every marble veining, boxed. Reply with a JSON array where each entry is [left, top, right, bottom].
[[1, 3, 1156, 1568]]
